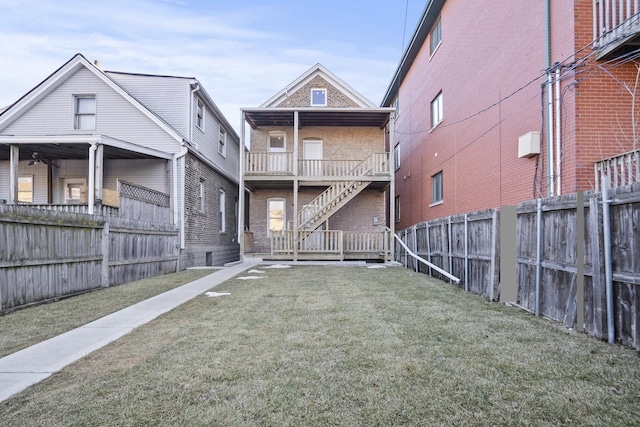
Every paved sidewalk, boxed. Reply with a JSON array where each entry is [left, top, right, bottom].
[[0, 260, 258, 403]]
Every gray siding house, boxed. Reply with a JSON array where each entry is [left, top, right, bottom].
[[0, 53, 240, 267]]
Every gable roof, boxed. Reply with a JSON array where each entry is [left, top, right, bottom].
[[0, 53, 187, 143], [260, 63, 376, 109], [381, 0, 445, 107]]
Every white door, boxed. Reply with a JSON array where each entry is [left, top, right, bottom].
[[269, 133, 286, 172], [303, 139, 323, 176]]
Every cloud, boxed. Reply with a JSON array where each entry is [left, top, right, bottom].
[[0, 0, 413, 130]]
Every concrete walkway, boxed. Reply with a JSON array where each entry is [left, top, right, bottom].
[[0, 260, 257, 403]]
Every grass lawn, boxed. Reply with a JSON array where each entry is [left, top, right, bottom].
[[1, 265, 639, 426], [0, 268, 214, 358]]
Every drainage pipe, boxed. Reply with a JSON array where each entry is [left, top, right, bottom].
[[555, 66, 562, 195], [391, 228, 461, 284], [602, 175, 615, 344], [88, 143, 97, 215], [545, 0, 554, 197], [535, 198, 543, 316]]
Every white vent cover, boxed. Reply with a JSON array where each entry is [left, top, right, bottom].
[[518, 131, 541, 158]]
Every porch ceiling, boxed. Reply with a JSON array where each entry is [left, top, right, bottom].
[[0, 143, 160, 162], [243, 108, 393, 129]]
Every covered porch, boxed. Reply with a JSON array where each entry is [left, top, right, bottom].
[[593, 0, 640, 58]]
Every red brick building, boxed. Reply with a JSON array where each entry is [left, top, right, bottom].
[[383, 0, 640, 229]]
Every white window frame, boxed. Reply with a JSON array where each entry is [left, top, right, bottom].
[[431, 91, 443, 129], [62, 178, 87, 204], [395, 195, 401, 223], [393, 96, 400, 120], [310, 88, 327, 106], [430, 16, 442, 56], [196, 99, 205, 131], [73, 95, 96, 130], [218, 125, 226, 157], [431, 171, 443, 206], [219, 188, 226, 233], [199, 180, 205, 213], [267, 198, 286, 236], [18, 176, 33, 204]]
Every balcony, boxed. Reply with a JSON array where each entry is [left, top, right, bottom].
[[593, 0, 640, 59], [244, 152, 390, 181], [594, 148, 640, 191]]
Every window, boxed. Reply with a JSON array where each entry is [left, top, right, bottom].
[[393, 143, 401, 171], [430, 16, 442, 55], [18, 176, 33, 203], [196, 99, 204, 130], [431, 171, 443, 205], [431, 92, 443, 128], [268, 198, 286, 235], [395, 195, 401, 223], [219, 189, 226, 233], [199, 180, 205, 212], [218, 126, 226, 156], [74, 95, 96, 130], [311, 88, 327, 106]]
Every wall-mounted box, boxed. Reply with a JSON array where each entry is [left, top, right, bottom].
[[518, 131, 541, 158]]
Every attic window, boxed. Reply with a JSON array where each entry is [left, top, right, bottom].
[[196, 99, 205, 130], [74, 95, 96, 130], [311, 88, 326, 106]]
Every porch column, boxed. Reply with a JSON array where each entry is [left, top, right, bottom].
[[388, 117, 396, 261], [293, 111, 299, 261], [94, 144, 104, 204], [239, 111, 246, 257], [8, 145, 19, 204], [88, 143, 97, 214]]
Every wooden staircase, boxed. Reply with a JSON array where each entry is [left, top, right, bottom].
[[297, 153, 379, 232]]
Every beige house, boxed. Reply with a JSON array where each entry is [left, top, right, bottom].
[[239, 64, 395, 261]]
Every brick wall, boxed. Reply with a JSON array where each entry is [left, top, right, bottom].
[[391, 0, 638, 229], [275, 75, 361, 108], [250, 126, 385, 158], [182, 152, 239, 266]]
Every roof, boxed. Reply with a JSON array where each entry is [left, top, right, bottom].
[[0, 54, 189, 145], [260, 63, 377, 109], [244, 63, 390, 128], [243, 107, 394, 129], [381, 0, 446, 107]]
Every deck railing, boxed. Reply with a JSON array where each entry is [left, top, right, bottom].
[[245, 152, 389, 178], [244, 152, 294, 175], [593, 0, 640, 48], [594, 149, 640, 191], [270, 230, 390, 259], [27, 204, 119, 216]]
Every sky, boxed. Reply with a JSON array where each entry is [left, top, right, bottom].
[[0, 0, 425, 131]]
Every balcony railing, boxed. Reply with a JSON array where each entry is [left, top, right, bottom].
[[593, 0, 640, 50], [594, 148, 640, 191], [245, 152, 390, 178]]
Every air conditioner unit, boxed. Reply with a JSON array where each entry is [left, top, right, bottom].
[[518, 131, 541, 158]]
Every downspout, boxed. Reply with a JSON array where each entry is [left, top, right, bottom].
[[555, 66, 562, 195], [601, 175, 615, 344], [173, 144, 189, 248], [189, 84, 200, 143], [88, 143, 97, 215], [545, 0, 554, 197]]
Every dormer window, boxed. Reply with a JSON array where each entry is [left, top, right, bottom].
[[311, 88, 327, 106]]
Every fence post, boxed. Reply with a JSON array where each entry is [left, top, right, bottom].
[[426, 222, 432, 276], [447, 217, 453, 279], [101, 221, 110, 287], [588, 195, 606, 338], [412, 224, 418, 272], [489, 209, 499, 301], [464, 213, 469, 292]]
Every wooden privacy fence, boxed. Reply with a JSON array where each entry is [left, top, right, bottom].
[[396, 183, 640, 350], [0, 205, 179, 312]]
